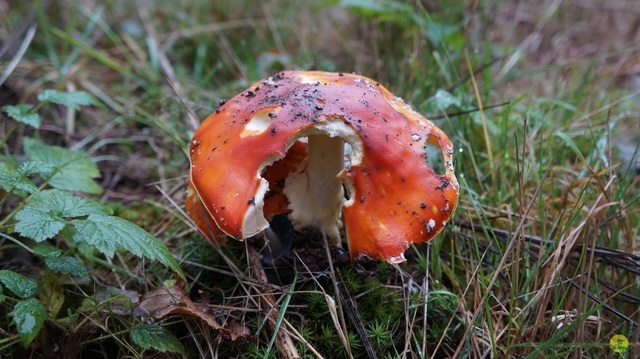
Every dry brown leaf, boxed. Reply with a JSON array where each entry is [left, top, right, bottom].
[[138, 280, 253, 341]]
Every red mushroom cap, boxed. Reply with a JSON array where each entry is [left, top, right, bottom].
[[186, 140, 308, 244], [189, 71, 459, 263]]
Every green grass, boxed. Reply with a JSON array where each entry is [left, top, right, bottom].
[[1, 0, 638, 358]]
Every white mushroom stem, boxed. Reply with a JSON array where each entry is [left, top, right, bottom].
[[284, 134, 345, 244]]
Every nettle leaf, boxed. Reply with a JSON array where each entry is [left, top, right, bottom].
[[29, 190, 108, 217], [131, 324, 185, 354], [19, 161, 57, 177], [14, 206, 66, 242], [36, 89, 98, 110], [45, 256, 89, 278], [15, 190, 108, 242], [2, 104, 42, 128], [0, 270, 38, 299], [23, 138, 102, 194], [73, 215, 185, 280], [11, 298, 47, 347], [0, 162, 38, 196]]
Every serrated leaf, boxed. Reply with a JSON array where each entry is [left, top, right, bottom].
[[36, 89, 98, 110], [29, 190, 108, 217], [130, 324, 185, 354], [14, 207, 66, 242], [0, 270, 38, 298], [19, 161, 57, 177], [14, 190, 103, 243], [11, 298, 46, 347], [0, 162, 38, 196], [23, 138, 102, 194], [72, 215, 185, 280], [2, 104, 42, 128], [45, 256, 89, 278]]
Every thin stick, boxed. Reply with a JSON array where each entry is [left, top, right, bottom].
[[0, 25, 36, 87]]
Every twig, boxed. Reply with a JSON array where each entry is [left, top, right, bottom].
[[565, 275, 638, 328], [428, 101, 510, 120], [0, 25, 36, 87]]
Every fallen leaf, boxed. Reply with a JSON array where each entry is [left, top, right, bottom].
[[138, 280, 253, 341]]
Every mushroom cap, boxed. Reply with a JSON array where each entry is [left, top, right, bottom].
[[186, 140, 308, 244], [189, 71, 459, 263], [185, 182, 227, 246]]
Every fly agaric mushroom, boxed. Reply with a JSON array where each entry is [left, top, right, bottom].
[[188, 71, 459, 263], [186, 141, 308, 246]]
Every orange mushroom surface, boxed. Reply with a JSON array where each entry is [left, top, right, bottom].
[[188, 71, 459, 263], [186, 141, 308, 246]]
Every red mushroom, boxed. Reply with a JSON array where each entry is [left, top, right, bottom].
[[188, 71, 459, 263], [186, 140, 308, 246]]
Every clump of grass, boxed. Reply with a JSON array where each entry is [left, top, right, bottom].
[[1, 0, 638, 358]]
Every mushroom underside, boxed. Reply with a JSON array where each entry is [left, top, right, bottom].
[[247, 119, 450, 262], [246, 118, 364, 245]]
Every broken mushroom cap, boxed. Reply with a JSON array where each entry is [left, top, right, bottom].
[[186, 141, 308, 245], [189, 71, 459, 263]]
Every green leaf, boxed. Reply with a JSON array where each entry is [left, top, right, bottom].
[[430, 89, 461, 110], [72, 215, 185, 280], [555, 131, 587, 163], [14, 206, 66, 242], [0, 161, 57, 196], [0, 270, 39, 298], [2, 104, 42, 128], [45, 256, 89, 278], [29, 190, 108, 217], [32, 244, 63, 258], [130, 324, 185, 354], [0, 162, 38, 196], [36, 89, 98, 110], [15, 190, 107, 242], [19, 161, 57, 177], [339, 0, 386, 12], [422, 89, 462, 114], [23, 138, 102, 194], [11, 298, 47, 347]]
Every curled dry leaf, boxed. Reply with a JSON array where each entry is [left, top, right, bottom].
[[138, 280, 253, 341]]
